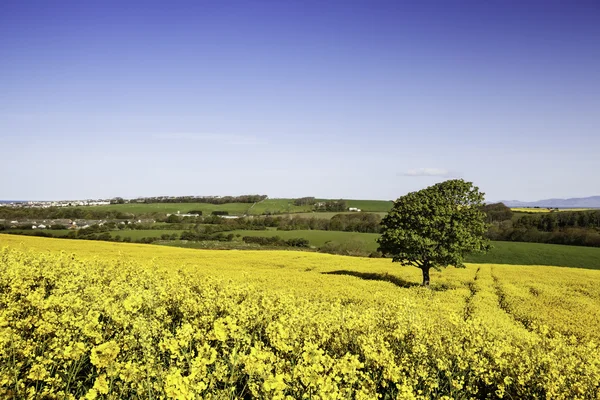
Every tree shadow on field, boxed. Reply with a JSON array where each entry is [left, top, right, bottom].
[[323, 270, 419, 289], [322, 270, 451, 292]]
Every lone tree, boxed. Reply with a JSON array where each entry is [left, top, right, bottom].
[[377, 179, 490, 286]]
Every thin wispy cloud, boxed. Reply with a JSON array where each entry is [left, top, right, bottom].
[[152, 133, 261, 145], [401, 168, 451, 177]]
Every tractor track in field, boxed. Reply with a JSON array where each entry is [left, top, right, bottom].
[[490, 266, 535, 331], [463, 266, 480, 321], [245, 198, 266, 215]]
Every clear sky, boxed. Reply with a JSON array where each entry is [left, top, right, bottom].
[[1, 1, 599, 201]]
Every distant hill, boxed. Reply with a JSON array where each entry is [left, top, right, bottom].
[[501, 196, 600, 208]]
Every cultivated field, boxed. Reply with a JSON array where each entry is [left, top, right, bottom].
[[246, 199, 314, 215], [511, 207, 593, 213], [5, 227, 600, 269], [345, 199, 393, 212], [466, 240, 600, 270], [219, 230, 600, 269], [48, 198, 394, 217], [74, 202, 254, 215], [1, 235, 599, 399]]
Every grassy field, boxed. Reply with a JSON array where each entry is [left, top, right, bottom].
[[56, 198, 394, 216], [278, 211, 388, 219], [1, 234, 599, 398], [248, 199, 393, 214], [247, 198, 314, 215], [72, 202, 254, 215], [345, 199, 393, 212], [466, 241, 600, 270], [225, 230, 600, 269]]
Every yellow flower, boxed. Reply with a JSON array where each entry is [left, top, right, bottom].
[[27, 364, 49, 381], [84, 388, 98, 400], [90, 341, 120, 368], [263, 374, 287, 392], [93, 374, 109, 394], [63, 342, 86, 360], [213, 319, 228, 342]]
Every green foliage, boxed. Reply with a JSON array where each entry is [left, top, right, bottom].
[[165, 214, 182, 223], [241, 236, 310, 247], [482, 202, 513, 222], [228, 229, 379, 249], [329, 212, 381, 233], [293, 197, 317, 206], [276, 212, 381, 233], [211, 211, 229, 216], [315, 200, 347, 212], [378, 179, 490, 283]]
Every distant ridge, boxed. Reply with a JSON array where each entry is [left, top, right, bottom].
[[500, 196, 600, 208]]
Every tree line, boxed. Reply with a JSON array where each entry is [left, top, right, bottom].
[[180, 213, 381, 233], [483, 203, 600, 247]]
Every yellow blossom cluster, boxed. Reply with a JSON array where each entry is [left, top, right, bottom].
[[0, 235, 599, 399]]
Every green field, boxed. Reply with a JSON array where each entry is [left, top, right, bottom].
[[466, 241, 600, 270], [224, 230, 600, 269], [60, 200, 320, 216], [250, 199, 393, 215], [74, 202, 254, 215], [345, 199, 393, 212], [247, 199, 314, 215], [57, 198, 393, 216]]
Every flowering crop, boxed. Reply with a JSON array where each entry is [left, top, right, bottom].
[[1, 235, 599, 399]]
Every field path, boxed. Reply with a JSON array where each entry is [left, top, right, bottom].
[[245, 198, 264, 215]]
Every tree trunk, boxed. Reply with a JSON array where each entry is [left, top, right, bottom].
[[421, 264, 431, 286]]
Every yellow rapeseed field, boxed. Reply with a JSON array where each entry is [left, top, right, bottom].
[[510, 207, 592, 213], [1, 235, 599, 399]]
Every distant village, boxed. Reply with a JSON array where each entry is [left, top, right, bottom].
[[0, 196, 257, 208], [0, 199, 113, 208], [1, 218, 156, 230]]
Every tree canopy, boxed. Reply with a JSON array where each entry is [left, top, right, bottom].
[[377, 179, 490, 285]]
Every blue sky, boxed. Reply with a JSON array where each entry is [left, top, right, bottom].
[[1, 1, 599, 201]]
